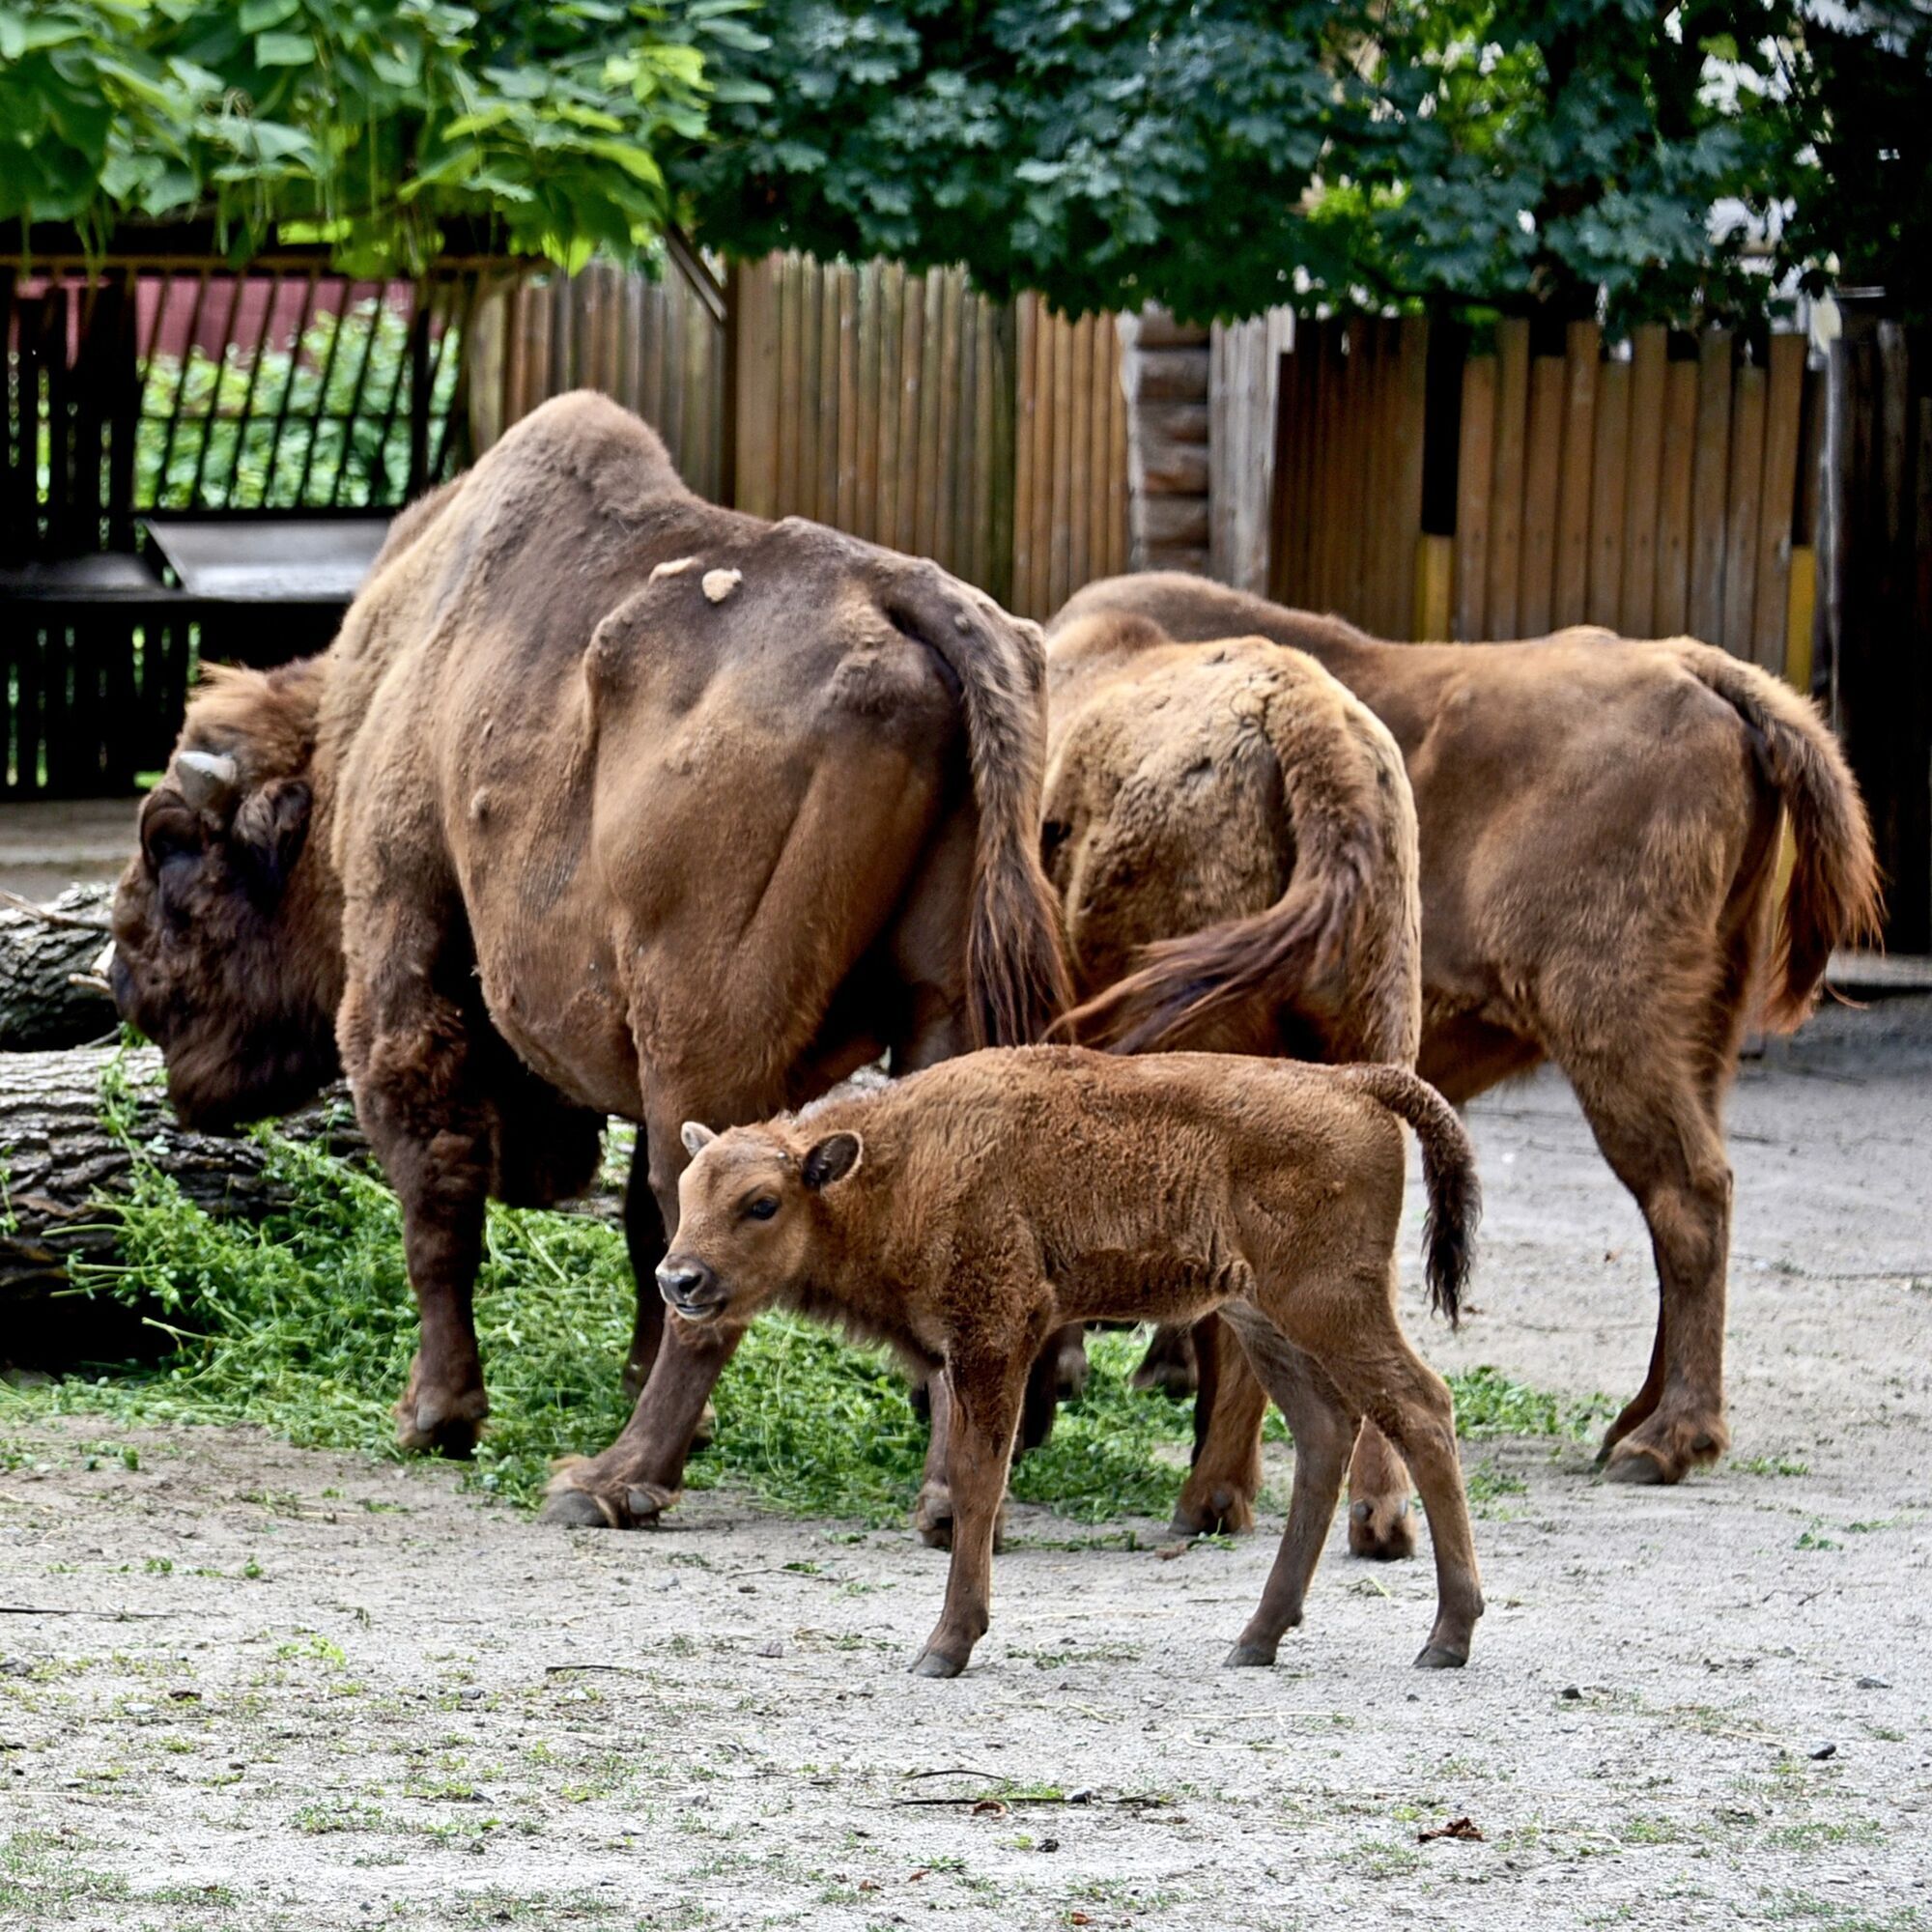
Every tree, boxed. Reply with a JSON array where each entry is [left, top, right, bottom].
[[0, 0, 768, 274], [679, 1, 1927, 326]]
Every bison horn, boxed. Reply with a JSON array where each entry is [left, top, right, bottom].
[[175, 750, 240, 811]]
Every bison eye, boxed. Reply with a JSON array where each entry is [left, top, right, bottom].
[[745, 1196, 780, 1222]]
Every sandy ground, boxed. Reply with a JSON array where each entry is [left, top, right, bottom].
[[2, 997, 1929, 1931]]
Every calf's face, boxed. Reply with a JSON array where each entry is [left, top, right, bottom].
[[658, 1122, 864, 1324]]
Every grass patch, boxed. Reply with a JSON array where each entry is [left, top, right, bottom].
[[2, 1091, 1601, 1524], [1448, 1363, 1611, 1441], [1, 1121, 1196, 1521]]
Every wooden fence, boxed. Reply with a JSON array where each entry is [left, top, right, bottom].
[[476, 252, 1128, 618], [1269, 319, 1825, 677], [469, 252, 727, 502]]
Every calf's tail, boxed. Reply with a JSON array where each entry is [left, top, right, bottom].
[[1340, 1065, 1480, 1327]]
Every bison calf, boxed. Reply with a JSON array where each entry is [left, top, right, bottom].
[[662, 1045, 1484, 1679]]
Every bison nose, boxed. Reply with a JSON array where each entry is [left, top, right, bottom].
[[656, 1258, 720, 1317]]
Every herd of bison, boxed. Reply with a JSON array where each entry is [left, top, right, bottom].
[[102, 389, 1880, 1681]]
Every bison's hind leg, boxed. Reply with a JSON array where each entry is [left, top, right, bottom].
[[1132, 1321, 1200, 1397], [1214, 1310, 1355, 1667], [1171, 1315, 1264, 1538], [1346, 1421, 1417, 1560]]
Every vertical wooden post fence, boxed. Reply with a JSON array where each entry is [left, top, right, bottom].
[[477, 254, 1130, 620], [1268, 321, 1825, 689]]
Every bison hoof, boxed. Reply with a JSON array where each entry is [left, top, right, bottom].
[[1413, 1643, 1468, 1670], [910, 1648, 966, 1680], [911, 1488, 1006, 1554], [1224, 1639, 1278, 1669], [393, 1368, 488, 1459], [1601, 1443, 1672, 1485], [1348, 1496, 1417, 1561], [1600, 1410, 1726, 1486], [537, 1479, 673, 1529], [1169, 1487, 1256, 1539], [912, 1485, 953, 1549], [538, 1489, 618, 1528]]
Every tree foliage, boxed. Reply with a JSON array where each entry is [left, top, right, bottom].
[[0, 0, 767, 273], [681, 0, 1929, 325]]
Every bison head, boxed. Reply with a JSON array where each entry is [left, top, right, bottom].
[[110, 676, 345, 1131], [657, 1120, 864, 1327]]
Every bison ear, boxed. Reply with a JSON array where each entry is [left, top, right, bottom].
[[230, 779, 312, 902], [680, 1121, 718, 1158], [801, 1130, 863, 1191]]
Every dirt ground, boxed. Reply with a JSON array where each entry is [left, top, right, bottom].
[[2, 996, 1928, 1932]]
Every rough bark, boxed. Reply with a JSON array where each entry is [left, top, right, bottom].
[[0, 1047, 367, 1313], [0, 886, 118, 1050]]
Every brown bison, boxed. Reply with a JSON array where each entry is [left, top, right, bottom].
[[1052, 574, 1881, 1490], [1041, 609, 1426, 1555], [665, 1045, 1484, 1677], [108, 391, 1067, 1524]]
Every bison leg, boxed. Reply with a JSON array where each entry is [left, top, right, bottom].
[[543, 1314, 747, 1528], [620, 1132, 667, 1399], [1571, 1069, 1733, 1485], [542, 1102, 753, 1526], [913, 1370, 1009, 1554], [340, 952, 497, 1460], [1131, 1321, 1199, 1398], [1282, 1275, 1483, 1669], [912, 1346, 1029, 1679], [1346, 1421, 1417, 1561], [1171, 1315, 1264, 1536], [1216, 1312, 1357, 1667]]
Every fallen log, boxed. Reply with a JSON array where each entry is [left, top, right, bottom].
[[0, 885, 118, 1050], [0, 1048, 629, 1365], [0, 1047, 368, 1320]]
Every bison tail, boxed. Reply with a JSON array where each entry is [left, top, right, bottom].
[[1341, 1065, 1480, 1328], [888, 567, 1071, 1046], [1063, 671, 1421, 1063], [1676, 644, 1883, 1029]]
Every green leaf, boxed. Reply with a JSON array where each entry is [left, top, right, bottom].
[[253, 30, 313, 67], [237, 0, 298, 30]]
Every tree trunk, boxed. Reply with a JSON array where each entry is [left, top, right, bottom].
[[0, 885, 117, 1050], [0, 1046, 366, 1316]]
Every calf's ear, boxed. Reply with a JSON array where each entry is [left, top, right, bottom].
[[681, 1122, 718, 1157], [801, 1130, 863, 1190]]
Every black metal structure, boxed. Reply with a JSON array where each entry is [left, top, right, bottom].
[[1, 232, 492, 797]]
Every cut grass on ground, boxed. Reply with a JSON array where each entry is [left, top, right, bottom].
[[2, 1103, 1605, 1522]]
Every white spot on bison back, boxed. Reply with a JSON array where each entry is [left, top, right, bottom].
[[702, 567, 742, 604], [650, 555, 697, 583]]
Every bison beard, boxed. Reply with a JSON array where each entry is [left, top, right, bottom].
[[108, 391, 1069, 1519]]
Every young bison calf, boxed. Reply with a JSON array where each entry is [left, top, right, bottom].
[[661, 1045, 1484, 1679]]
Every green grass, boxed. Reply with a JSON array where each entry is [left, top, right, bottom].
[[1, 1088, 1599, 1524]]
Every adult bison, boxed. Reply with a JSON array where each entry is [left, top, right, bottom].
[[109, 391, 1067, 1526], [1040, 608, 1426, 1553], [1051, 575, 1880, 1488]]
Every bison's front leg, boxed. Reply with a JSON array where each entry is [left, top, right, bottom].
[[543, 1110, 747, 1528], [913, 1346, 1030, 1679], [544, 1313, 747, 1527], [620, 1133, 668, 1399], [342, 972, 497, 1461]]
